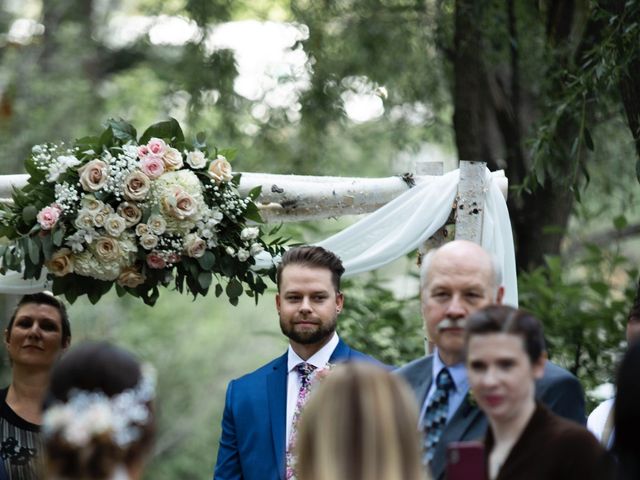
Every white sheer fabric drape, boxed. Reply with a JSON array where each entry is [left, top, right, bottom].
[[317, 167, 518, 306]]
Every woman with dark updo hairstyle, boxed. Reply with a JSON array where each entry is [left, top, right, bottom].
[[42, 342, 155, 480]]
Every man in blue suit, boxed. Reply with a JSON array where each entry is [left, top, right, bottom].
[[396, 240, 586, 480], [213, 246, 382, 480]]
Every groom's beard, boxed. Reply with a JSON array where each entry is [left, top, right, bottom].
[[280, 314, 337, 345]]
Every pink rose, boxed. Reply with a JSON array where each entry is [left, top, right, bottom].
[[139, 157, 165, 179], [37, 204, 62, 230], [147, 138, 167, 157], [137, 145, 150, 158], [146, 252, 166, 269]]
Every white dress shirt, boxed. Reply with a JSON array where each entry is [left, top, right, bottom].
[[419, 348, 470, 426], [587, 397, 615, 449], [285, 332, 339, 444]]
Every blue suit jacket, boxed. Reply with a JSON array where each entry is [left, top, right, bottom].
[[395, 355, 586, 480], [213, 338, 383, 480]]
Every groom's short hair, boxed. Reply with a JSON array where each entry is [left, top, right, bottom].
[[276, 246, 345, 293]]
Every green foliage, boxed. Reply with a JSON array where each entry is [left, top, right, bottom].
[[338, 272, 423, 366], [519, 246, 638, 408]]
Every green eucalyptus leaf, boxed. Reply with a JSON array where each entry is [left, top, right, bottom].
[[22, 206, 38, 223], [226, 278, 243, 299], [197, 250, 216, 270], [198, 272, 212, 290], [27, 237, 40, 265], [52, 227, 65, 246], [215, 283, 223, 297]]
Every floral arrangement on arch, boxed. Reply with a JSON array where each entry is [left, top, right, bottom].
[[0, 118, 284, 306]]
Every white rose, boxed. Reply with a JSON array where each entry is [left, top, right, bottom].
[[80, 195, 103, 213], [140, 234, 159, 250], [92, 211, 106, 228], [240, 227, 259, 241], [237, 248, 250, 262], [250, 243, 264, 256], [226, 246, 235, 256], [74, 211, 95, 230], [147, 215, 167, 235], [104, 214, 127, 237], [135, 223, 150, 236], [186, 150, 206, 169]]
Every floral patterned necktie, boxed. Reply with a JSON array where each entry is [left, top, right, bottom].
[[423, 367, 454, 463], [285, 362, 317, 480]]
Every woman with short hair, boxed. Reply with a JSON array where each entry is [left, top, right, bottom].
[[1, 292, 71, 480]]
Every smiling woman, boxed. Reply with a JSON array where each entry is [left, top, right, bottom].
[[1, 293, 71, 480]]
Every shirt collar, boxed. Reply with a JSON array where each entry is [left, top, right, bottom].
[[287, 332, 339, 373], [432, 348, 469, 393]]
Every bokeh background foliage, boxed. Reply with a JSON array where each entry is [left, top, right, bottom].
[[1, 0, 640, 477]]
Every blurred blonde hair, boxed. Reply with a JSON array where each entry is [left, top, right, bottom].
[[296, 362, 429, 480]]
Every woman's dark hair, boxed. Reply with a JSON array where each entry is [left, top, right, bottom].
[[465, 305, 546, 363], [613, 341, 640, 479], [7, 292, 71, 346], [276, 246, 345, 292], [45, 342, 154, 479]]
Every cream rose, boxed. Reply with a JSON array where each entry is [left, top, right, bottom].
[[184, 233, 206, 258], [77, 159, 108, 192], [116, 202, 142, 227], [163, 147, 183, 171], [117, 266, 146, 288], [240, 227, 259, 241], [207, 155, 233, 184], [45, 248, 74, 276], [94, 236, 121, 262], [162, 188, 198, 220], [104, 214, 127, 237], [123, 171, 151, 201], [186, 150, 206, 169]]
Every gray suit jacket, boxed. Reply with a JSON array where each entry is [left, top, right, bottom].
[[395, 355, 586, 480]]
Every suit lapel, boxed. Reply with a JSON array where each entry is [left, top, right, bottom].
[[267, 353, 288, 480], [328, 338, 350, 362]]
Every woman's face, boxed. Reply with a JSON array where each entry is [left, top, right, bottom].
[[5, 303, 68, 368], [466, 333, 545, 424]]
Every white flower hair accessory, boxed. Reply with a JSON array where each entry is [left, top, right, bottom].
[[43, 365, 156, 448]]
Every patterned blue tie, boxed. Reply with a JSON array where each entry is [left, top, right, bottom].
[[423, 368, 454, 463]]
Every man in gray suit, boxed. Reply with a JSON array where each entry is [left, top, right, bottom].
[[396, 240, 585, 480]]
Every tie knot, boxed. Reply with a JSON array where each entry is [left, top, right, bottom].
[[295, 362, 316, 379], [436, 368, 453, 390]]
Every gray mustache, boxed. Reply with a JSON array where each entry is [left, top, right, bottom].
[[437, 318, 467, 331]]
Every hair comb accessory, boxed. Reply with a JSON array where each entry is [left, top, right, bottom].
[[43, 365, 156, 448]]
